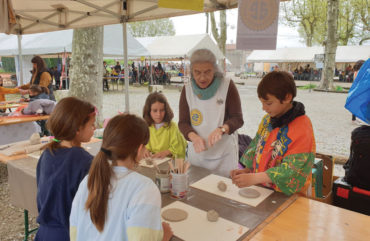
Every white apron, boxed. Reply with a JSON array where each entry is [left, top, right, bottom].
[[185, 78, 238, 177]]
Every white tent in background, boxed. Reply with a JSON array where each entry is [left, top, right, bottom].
[[0, 24, 150, 84], [0, 24, 149, 57], [136, 34, 225, 61], [247, 46, 370, 63]]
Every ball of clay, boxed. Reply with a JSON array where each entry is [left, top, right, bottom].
[[161, 208, 188, 222], [29, 133, 41, 145], [217, 181, 227, 192], [207, 209, 219, 222], [145, 158, 153, 165]]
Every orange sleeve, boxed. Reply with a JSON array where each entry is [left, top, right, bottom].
[[39, 72, 51, 88], [0, 86, 20, 94]]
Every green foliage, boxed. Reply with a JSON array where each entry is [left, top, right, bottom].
[[298, 84, 317, 90], [282, 0, 368, 46], [44, 58, 60, 68], [1, 57, 15, 72], [128, 19, 175, 37], [335, 85, 344, 92]]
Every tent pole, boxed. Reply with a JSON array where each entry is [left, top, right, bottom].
[[123, 22, 129, 112], [149, 56, 152, 84], [17, 35, 24, 85]]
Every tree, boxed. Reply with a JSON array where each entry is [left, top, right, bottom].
[[282, 0, 326, 47], [69, 26, 104, 123], [210, 10, 227, 55], [319, 0, 339, 91], [128, 19, 175, 37], [353, 0, 370, 45]]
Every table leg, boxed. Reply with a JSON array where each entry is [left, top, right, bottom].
[[23, 210, 38, 241]]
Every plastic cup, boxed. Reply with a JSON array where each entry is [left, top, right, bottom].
[[155, 170, 170, 193]]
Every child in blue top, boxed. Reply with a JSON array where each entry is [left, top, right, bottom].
[[35, 97, 96, 241], [142, 92, 187, 159], [70, 114, 173, 241]]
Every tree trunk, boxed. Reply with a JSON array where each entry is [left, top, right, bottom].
[[210, 10, 227, 55], [69, 26, 104, 124], [205, 12, 209, 34], [319, 0, 338, 90]]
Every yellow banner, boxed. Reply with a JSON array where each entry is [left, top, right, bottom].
[[158, 0, 204, 12]]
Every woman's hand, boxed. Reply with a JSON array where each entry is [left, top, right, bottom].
[[207, 127, 223, 147], [188, 132, 207, 153], [152, 150, 171, 159], [162, 222, 173, 241], [230, 168, 251, 179]]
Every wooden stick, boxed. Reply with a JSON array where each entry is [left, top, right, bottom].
[[183, 162, 191, 173], [168, 161, 175, 173]]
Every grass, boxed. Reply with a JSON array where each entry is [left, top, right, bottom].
[[335, 86, 344, 92], [298, 84, 317, 90]]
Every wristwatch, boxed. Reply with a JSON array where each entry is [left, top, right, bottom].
[[219, 126, 226, 135]]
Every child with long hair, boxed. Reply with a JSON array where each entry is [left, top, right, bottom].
[[143, 92, 187, 159], [70, 114, 173, 241], [35, 97, 96, 241]]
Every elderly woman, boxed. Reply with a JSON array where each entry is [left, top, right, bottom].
[[18, 56, 55, 100], [178, 49, 244, 177]]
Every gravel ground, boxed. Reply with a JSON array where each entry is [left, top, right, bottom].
[[1, 77, 358, 240]]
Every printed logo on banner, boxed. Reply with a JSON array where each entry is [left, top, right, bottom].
[[240, 0, 279, 31], [237, 0, 280, 50]]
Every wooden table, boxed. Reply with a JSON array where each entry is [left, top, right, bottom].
[[250, 197, 370, 241], [0, 102, 28, 110], [0, 115, 49, 126]]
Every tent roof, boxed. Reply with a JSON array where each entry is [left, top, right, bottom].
[[0, 24, 149, 57], [137, 34, 225, 60], [4, 0, 237, 35], [247, 45, 370, 63]]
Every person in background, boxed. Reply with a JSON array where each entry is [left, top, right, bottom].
[[70, 114, 173, 241], [178, 48, 244, 177], [143, 92, 187, 159], [0, 76, 19, 112], [18, 56, 55, 100], [351, 60, 365, 123], [35, 97, 96, 241], [231, 71, 315, 196]]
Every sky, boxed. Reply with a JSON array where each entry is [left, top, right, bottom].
[[170, 8, 305, 48]]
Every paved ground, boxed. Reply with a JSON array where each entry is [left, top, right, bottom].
[[0, 76, 359, 240]]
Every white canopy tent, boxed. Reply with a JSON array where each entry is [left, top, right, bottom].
[[1, 0, 238, 111], [0, 24, 149, 57], [137, 34, 225, 61], [247, 45, 370, 63], [0, 24, 150, 84]]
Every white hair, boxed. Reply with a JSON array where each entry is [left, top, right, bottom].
[[189, 49, 223, 78]]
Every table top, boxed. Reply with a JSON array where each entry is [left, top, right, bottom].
[[0, 115, 49, 126], [251, 197, 370, 241], [0, 102, 27, 109]]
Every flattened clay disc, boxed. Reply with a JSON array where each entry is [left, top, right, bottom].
[[162, 208, 188, 222], [207, 209, 219, 222], [238, 188, 261, 198]]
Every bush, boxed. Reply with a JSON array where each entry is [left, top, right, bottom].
[[298, 84, 317, 90], [2, 57, 15, 72]]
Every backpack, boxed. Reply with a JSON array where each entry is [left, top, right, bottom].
[[343, 125, 370, 190]]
